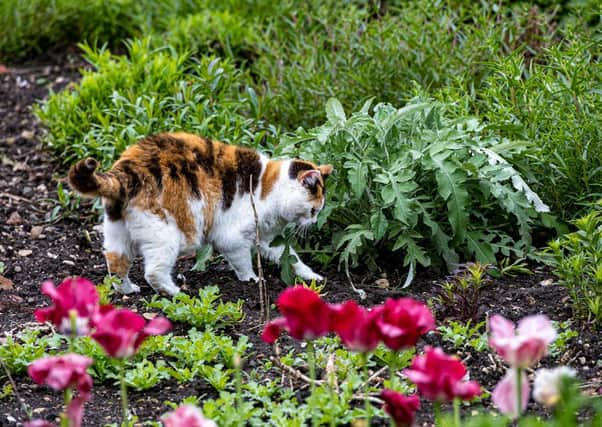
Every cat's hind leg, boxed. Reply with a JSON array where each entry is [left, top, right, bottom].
[[129, 210, 181, 296], [103, 218, 139, 294]]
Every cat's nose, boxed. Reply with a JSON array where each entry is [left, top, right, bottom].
[[310, 207, 317, 216]]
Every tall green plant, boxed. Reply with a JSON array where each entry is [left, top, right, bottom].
[[277, 99, 551, 279], [35, 38, 277, 168]]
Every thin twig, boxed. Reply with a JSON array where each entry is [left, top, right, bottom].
[[0, 357, 32, 420], [0, 192, 46, 213], [270, 355, 325, 386], [366, 366, 387, 385], [350, 393, 383, 405], [249, 175, 269, 323]]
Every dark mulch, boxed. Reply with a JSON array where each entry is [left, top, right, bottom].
[[0, 54, 600, 427]]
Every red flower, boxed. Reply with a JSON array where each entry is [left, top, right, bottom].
[[34, 277, 109, 336], [403, 347, 481, 402], [261, 286, 331, 343], [330, 301, 383, 352], [28, 354, 94, 427], [381, 389, 420, 427], [162, 404, 217, 427], [92, 309, 171, 358], [376, 298, 435, 351]]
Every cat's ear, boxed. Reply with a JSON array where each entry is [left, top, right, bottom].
[[299, 170, 321, 188], [318, 164, 333, 179]]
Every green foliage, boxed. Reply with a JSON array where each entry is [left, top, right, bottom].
[[191, 245, 214, 272], [145, 286, 244, 329], [547, 203, 602, 324], [439, 320, 489, 353], [0, 328, 62, 376], [35, 38, 278, 168], [278, 99, 549, 272], [434, 263, 493, 321], [549, 320, 579, 357]]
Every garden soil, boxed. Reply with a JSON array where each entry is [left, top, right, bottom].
[[0, 54, 600, 427]]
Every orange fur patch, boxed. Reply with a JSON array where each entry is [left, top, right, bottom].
[[261, 160, 281, 199], [105, 251, 131, 277]]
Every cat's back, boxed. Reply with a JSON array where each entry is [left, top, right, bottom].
[[111, 132, 266, 241]]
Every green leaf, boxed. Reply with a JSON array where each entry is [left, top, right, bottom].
[[466, 231, 496, 264], [191, 245, 213, 272], [370, 211, 388, 241], [325, 97, 346, 126]]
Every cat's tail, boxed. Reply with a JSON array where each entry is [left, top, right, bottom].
[[68, 157, 124, 200]]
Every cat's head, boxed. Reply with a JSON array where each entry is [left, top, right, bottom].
[[283, 160, 333, 226]]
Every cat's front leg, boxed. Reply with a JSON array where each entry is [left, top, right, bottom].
[[259, 242, 324, 282], [220, 243, 258, 282]]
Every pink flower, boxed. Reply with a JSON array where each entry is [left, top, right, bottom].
[[28, 354, 94, 427], [92, 308, 171, 358], [380, 389, 420, 427], [403, 346, 481, 402], [330, 301, 383, 352], [488, 314, 557, 368], [28, 354, 93, 395], [162, 404, 217, 427], [261, 286, 331, 343], [24, 421, 56, 427], [492, 368, 529, 418], [377, 298, 435, 351], [35, 277, 109, 336]]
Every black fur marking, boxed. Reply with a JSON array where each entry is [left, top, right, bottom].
[[236, 148, 261, 194], [119, 161, 141, 200], [181, 159, 201, 198], [221, 167, 236, 209], [193, 140, 214, 176], [288, 160, 314, 179], [105, 185, 126, 221], [70, 162, 101, 193], [168, 164, 180, 180], [147, 155, 163, 190]]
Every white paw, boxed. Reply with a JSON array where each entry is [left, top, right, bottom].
[[294, 265, 324, 282], [235, 270, 259, 282], [113, 279, 141, 295], [155, 283, 181, 297]]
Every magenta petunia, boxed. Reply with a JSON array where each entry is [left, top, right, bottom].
[[162, 404, 217, 427], [380, 389, 420, 427], [404, 346, 481, 402], [92, 308, 171, 358], [261, 286, 331, 343], [376, 297, 435, 351], [34, 277, 109, 336], [330, 300, 383, 352]]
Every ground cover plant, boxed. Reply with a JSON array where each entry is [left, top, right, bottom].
[[1, 0, 602, 426]]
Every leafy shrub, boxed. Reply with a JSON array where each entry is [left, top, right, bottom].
[[0, 0, 147, 61], [35, 38, 277, 168], [547, 203, 602, 324], [278, 98, 551, 274]]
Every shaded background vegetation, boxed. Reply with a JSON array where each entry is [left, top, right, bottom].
[[2, 0, 600, 272]]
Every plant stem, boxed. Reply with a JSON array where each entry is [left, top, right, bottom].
[[119, 358, 129, 426], [362, 352, 371, 427], [234, 353, 243, 416], [61, 388, 72, 427], [453, 398, 461, 427], [434, 401, 442, 425], [516, 367, 523, 421], [307, 341, 317, 427], [388, 350, 397, 388], [69, 310, 78, 353]]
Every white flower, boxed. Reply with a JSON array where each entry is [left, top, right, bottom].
[[533, 366, 577, 407]]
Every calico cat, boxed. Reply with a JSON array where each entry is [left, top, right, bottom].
[[68, 132, 332, 296]]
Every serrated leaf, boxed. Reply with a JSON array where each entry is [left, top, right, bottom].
[[431, 155, 469, 243], [191, 245, 213, 272], [370, 211, 388, 240], [325, 98, 346, 125], [466, 231, 496, 264]]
